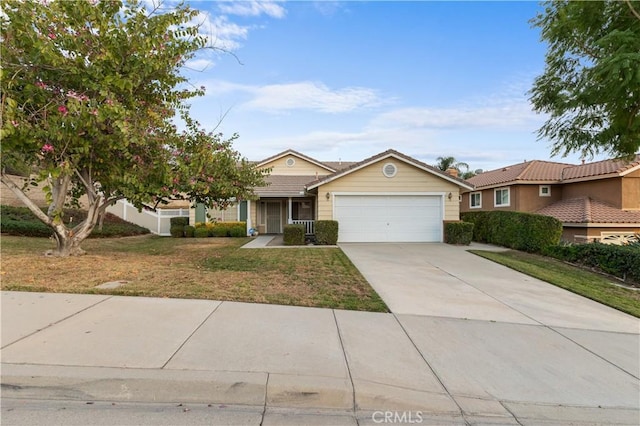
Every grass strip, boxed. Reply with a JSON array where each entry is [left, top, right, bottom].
[[0, 235, 388, 312], [470, 249, 640, 318]]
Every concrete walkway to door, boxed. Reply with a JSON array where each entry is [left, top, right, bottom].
[[339, 242, 640, 423]]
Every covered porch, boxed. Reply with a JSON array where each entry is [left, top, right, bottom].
[[255, 197, 316, 235]]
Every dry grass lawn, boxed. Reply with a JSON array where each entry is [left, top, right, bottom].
[[0, 235, 388, 312]]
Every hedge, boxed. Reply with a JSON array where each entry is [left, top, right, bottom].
[[444, 221, 474, 245], [0, 205, 149, 238], [544, 242, 640, 283], [283, 224, 305, 245], [192, 221, 247, 237], [461, 211, 562, 253], [170, 217, 189, 227], [315, 220, 338, 245], [194, 227, 209, 238], [184, 225, 196, 237]]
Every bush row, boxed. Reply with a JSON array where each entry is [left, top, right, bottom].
[[444, 221, 474, 245], [1, 205, 149, 238], [461, 211, 562, 253], [170, 217, 247, 238], [543, 242, 640, 283]]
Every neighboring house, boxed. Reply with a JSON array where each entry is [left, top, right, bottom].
[[195, 149, 474, 243], [461, 155, 640, 243]]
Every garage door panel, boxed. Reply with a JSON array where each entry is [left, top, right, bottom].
[[334, 195, 443, 243]]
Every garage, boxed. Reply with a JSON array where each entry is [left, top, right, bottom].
[[334, 194, 443, 242]]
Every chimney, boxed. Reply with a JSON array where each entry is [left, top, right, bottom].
[[445, 167, 459, 178]]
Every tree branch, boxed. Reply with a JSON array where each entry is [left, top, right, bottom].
[[626, 0, 640, 21], [1, 173, 53, 226]]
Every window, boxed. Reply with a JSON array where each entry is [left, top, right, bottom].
[[494, 187, 510, 207], [539, 185, 551, 197], [470, 192, 482, 209]]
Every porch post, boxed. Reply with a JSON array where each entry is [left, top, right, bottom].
[[287, 197, 293, 224], [246, 200, 252, 236]]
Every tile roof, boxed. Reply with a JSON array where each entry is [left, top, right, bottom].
[[562, 155, 640, 181], [468, 155, 640, 189], [307, 149, 474, 190], [254, 175, 316, 197], [467, 160, 572, 188], [536, 197, 640, 224]]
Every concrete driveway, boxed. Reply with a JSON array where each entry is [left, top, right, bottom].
[[340, 242, 640, 418]]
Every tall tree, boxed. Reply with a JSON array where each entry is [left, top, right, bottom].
[[434, 156, 469, 174], [0, 0, 267, 256], [529, 0, 640, 159]]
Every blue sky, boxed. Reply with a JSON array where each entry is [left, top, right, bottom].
[[177, 1, 608, 172]]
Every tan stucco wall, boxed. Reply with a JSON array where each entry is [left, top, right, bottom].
[[315, 159, 462, 221], [260, 155, 332, 176], [562, 178, 622, 208], [461, 184, 562, 213], [622, 170, 640, 210]]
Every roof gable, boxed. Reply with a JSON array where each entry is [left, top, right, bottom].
[[306, 149, 474, 191], [256, 149, 336, 174]]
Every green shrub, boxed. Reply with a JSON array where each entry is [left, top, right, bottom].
[[444, 221, 474, 245], [211, 225, 228, 237], [184, 225, 196, 238], [283, 224, 305, 245], [315, 220, 338, 245], [544, 242, 640, 283], [461, 211, 562, 253], [170, 217, 189, 227], [0, 218, 52, 237], [0, 205, 148, 238], [194, 227, 209, 238], [230, 226, 246, 238], [170, 225, 184, 238]]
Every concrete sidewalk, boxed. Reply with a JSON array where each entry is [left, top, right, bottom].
[[2, 243, 639, 425]]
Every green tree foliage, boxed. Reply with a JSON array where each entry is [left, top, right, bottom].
[[530, 0, 640, 159], [0, 0, 267, 256], [434, 156, 469, 173]]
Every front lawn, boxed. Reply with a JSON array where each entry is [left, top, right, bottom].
[[0, 235, 388, 312], [470, 249, 640, 318]]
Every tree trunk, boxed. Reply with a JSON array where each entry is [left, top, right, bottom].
[[49, 230, 87, 257], [1, 171, 106, 257]]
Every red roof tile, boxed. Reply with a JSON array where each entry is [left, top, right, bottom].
[[536, 197, 640, 224], [562, 155, 640, 181], [467, 160, 571, 188], [468, 155, 640, 189]]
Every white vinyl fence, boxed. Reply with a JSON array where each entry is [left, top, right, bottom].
[[107, 200, 190, 236]]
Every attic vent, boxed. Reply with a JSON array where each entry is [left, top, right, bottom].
[[285, 158, 295, 167], [382, 162, 397, 178]]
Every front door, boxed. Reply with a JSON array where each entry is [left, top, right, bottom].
[[266, 201, 281, 233]]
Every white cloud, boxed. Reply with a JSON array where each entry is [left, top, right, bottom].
[[373, 101, 541, 131], [202, 80, 383, 113], [184, 58, 215, 71], [217, 1, 286, 19], [245, 82, 381, 113]]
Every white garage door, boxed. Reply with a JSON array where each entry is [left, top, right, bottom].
[[334, 195, 443, 243]]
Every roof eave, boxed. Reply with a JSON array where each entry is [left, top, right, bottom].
[[306, 152, 474, 191]]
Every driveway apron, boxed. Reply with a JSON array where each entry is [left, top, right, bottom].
[[339, 242, 640, 417]]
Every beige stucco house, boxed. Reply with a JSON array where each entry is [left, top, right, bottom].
[[195, 149, 474, 243], [460, 155, 640, 243]]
